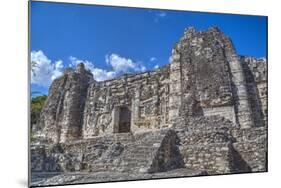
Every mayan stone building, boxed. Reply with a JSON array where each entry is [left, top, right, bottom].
[[31, 27, 267, 186]]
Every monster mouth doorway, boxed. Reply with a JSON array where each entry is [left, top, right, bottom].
[[118, 106, 131, 133]]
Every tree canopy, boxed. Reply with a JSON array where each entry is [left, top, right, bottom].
[[31, 95, 47, 126]]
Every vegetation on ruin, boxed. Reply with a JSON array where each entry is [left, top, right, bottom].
[[31, 95, 47, 125]]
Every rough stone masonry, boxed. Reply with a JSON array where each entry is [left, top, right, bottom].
[[31, 27, 267, 186]]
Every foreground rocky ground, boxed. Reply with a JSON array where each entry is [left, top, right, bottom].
[[31, 168, 206, 186]]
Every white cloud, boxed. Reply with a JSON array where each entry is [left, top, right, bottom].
[[150, 57, 157, 62], [105, 53, 146, 73], [91, 69, 117, 81], [69, 56, 95, 71], [69, 53, 145, 82], [31, 50, 64, 87], [31, 51, 147, 85], [69, 56, 117, 81]]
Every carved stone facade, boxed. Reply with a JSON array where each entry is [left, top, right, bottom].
[[31, 27, 267, 186], [81, 67, 170, 139]]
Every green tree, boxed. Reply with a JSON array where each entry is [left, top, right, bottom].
[[31, 95, 47, 126]]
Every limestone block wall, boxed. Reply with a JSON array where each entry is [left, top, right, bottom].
[[82, 67, 170, 138], [202, 106, 236, 124], [31, 145, 46, 172], [241, 57, 267, 127], [223, 44, 254, 128], [183, 143, 235, 174], [173, 116, 266, 174], [231, 127, 267, 172], [173, 116, 248, 174], [168, 49, 183, 122]]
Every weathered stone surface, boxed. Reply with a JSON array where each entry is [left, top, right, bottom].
[[37, 63, 93, 143], [31, 27, 267, 186], [31, 169, 206, 187]]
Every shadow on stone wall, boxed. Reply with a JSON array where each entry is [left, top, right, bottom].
[[228, 144, 252, 173], [149, 130, 185, 173], [241, 61, 265, 127]]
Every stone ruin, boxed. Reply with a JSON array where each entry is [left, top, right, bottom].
[[30, 27, 267, 186]]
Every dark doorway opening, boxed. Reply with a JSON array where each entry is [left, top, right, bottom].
[[118, 106, 131, 133]]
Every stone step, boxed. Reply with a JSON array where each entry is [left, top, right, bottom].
[[89, 160, 150, 173], [126, 147, 155, 151], [37, 129, 178, 174], [121, 158, 150, 163], [125, 151, 155, 156], [129, 154, 155, 158]]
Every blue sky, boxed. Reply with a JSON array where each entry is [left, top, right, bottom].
[[30, 1, 267, 95]]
